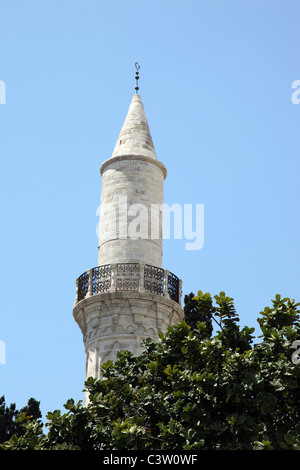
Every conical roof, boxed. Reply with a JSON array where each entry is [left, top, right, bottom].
[[111, 94, 157, 159]]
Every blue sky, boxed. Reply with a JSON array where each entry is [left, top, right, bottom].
[[0, 0, 299, 421]]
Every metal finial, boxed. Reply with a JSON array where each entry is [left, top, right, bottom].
[[135, 62, 140, 94]]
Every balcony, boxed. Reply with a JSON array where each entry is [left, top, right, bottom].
[[75, 263, 182, 305]]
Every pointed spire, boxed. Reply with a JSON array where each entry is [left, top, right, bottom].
[[111, 94, 157, 159]]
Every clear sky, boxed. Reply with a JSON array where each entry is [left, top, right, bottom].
[[0, 0, 299, 421]]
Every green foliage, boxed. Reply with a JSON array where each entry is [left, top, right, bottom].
[[2, 293, 300, 450], [0, 396, 42, 444], [184, 291, 214, 338]]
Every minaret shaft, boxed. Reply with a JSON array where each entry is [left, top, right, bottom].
[[98, 155, 165, 267]]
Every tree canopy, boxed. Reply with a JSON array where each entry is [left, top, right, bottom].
[[1, 292, 300, 450], [0, 396, 42, 444]]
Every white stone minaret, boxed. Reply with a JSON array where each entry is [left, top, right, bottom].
[[73, 73, 183, 398]]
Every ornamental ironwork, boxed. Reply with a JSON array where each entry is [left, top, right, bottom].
[[76, 263, 180, 305], [116, 263, 139, 291], [144, 264, 164, 296], [92, 265, 111, 294], [78, 271, 89, 302], [168, 271, 179, 303]]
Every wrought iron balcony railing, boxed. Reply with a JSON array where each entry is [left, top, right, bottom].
[[75, 263, 182, 305]]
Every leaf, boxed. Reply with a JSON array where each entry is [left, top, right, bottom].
[[64, 399, 75, 410], [147, 362, 158, 374], [284, 434, 294, 446]]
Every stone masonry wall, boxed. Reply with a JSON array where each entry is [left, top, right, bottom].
[[98, 155, 167, 267]]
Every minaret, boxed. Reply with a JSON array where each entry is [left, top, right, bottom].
[[73, 66, 183, 399]]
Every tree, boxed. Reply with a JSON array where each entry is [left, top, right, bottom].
[[0, 396, 42, 444], [1, 293, 300, 450]]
